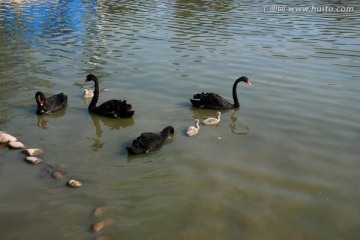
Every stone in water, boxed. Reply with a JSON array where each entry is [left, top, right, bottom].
[[25, 156, 43, 165], [0, 132, 17, 143], [67, 179, 82, 188], [8, 141, 25, 149], [23, 148, 44, 156]]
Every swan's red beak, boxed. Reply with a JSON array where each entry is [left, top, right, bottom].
[[40, 100, 45, 106], [246, 80, 251, 85], [84, 79, 88, 83]]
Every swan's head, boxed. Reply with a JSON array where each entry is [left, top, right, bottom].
[[35, 91, 45, 104], [192, 93, 203, 99], [85, 74, 97, 83], [217, 112, 221, 117], [237, 76, 251, 85], [162, 126, 175, 135]]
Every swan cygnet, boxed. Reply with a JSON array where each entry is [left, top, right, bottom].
[[202, 112, 221, 125], [83, 89, 94, 98], [187, 119, 200, 136]]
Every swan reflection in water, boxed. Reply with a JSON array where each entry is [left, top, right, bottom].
[[88, 113, 135, 151], [36, 108, 66, 129], [189, 109, 249, 135], [229, 110, 249, 135]]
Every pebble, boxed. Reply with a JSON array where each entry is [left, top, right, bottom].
[[8, 141, 25, 149], [51, 170, 65, 180], [25, 156, 43, 165], [91, 220, 110, 233], [0, 132, 17, 143], [23, 148, 44, 156], [67, 179, 82, 188]]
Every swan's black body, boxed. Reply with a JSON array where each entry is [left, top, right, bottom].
[[35, 91, 67, 115], [190, 76, 251, 109], [84, 74, 134, 118], [127, 126, 174, 155]]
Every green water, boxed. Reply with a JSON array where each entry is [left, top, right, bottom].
[[0, 0, 359, 239]]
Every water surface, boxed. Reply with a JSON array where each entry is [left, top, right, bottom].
[[0, 0, 359, 239]]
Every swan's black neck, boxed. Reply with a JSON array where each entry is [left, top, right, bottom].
[[35, 91, 45, 105], [87, 75, 100, 112], [232, 79, 241, 108]]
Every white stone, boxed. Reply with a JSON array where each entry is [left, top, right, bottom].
[[67, 179, 82, 188], [0, 132, 17, 143], [23, 148, 44, 156], [8, 141, 25, 149], [25, 156, 43, 165]]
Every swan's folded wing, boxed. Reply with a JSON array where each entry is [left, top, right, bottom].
[[44, 93, 67, 113], [191, 93, 231, 109], [95, 100, 134, 118], [202, 93, 230, 107], [133, 132, 163, 150]]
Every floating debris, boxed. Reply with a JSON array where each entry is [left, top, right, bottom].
[[23, 148, 44, 156], [51, 170, 65, 180], [91, 220, 110, 233], [67, 179, 82, 188], [0, 132, 17, 143], [25, 156, 43, 165], [8, 141, 25, 149]]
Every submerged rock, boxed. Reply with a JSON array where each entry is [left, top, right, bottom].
[[25, 156, 43, 165], [51, 170, 65, 180], [93, 206, 107, 217], [67, 179, 82, 188], [8, 141, 25, 149], [91, 220, 110, 233], [23, 148, 44, 156], [0, 132, 17, 143]]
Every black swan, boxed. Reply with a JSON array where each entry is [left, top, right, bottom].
[[190, 76, 251, 109], [127, 126, 175, 154], [84, 74, 134, 118], [35, 91, 67, 115]]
